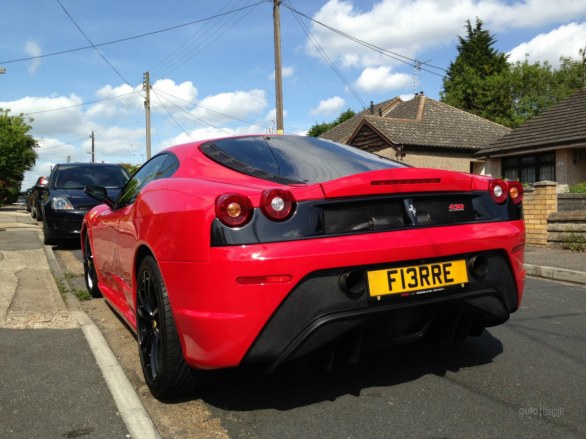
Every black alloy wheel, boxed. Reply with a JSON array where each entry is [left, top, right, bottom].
[[136, 255, 202, 399], [83, 235, 101, 298]]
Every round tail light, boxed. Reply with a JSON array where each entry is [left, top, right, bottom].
[[260, 189, 296, 221], [215, 194, 253, 227], [489, 179, 508, 204], [508, 181, 524, 205]]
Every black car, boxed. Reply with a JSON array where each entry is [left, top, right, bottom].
[[41, 163, 131, 245], [24, 188, 33, 212], [30, 176, 48, 220]]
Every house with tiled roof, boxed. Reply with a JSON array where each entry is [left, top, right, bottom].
[[320, 94, 511, 174], [478, 87, 586, 191]]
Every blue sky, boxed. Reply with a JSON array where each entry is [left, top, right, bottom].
[[1, 0, 585, 189]]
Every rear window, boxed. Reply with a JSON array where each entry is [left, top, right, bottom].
[[200, 135, 406, 184], [53, 164, 130, 189]]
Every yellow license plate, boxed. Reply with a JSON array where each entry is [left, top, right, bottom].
[[367, 260, 468, 298]]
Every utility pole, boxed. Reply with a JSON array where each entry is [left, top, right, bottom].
[[273, 0, 284, 134], [90, 131, 95, 163], [143, 71, 152, 160]]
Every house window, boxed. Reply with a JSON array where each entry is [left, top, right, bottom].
[[502, 152, 555, 184]]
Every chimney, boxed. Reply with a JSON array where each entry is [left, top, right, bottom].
[[378, 108, 382, 117], [370, 101, 374, 115], [419, 91, 424, 96]]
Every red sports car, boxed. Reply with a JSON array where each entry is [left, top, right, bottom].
[[81, 135, 525, 399]]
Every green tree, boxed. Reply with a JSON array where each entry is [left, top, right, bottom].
[[441, 18, 510, 120], [499, 56, 583, 127], [308, 108, 356, 137], [119, 162, 141, 176], [442, 19, 584, 128], [0, 109, 38, 205]]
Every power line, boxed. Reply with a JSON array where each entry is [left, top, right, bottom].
[[153, 87, 272, 130], [0, 1, 270, 65], [282, 2, 447, 77], [151, 0, 262, 79], [37, 136, 88, 151], [56, 0, 134, 87], [22, 91, 136, 115], [151, 87, 233, 137], [283, 0, 367, 109]]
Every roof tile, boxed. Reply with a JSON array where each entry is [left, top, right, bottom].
[[482, 87, 586, 155], [320, 95, 510, 151]]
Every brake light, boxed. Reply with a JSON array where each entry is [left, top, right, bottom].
[[489, 179, 508, 204], [260, 189, 296, 221], [215, 194, 253, 227], [508, 181, 524, 205]]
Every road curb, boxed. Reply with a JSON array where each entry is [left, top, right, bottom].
[[44, 241, 162, 439], [524, 263, 586, 286]]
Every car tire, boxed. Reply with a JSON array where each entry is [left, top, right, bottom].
[[35, 207, 43, 221], [42, 219, 58, 246], [136, 255, 205, 399], [31, 207, 36, 219], [83, 235, 102, 298]]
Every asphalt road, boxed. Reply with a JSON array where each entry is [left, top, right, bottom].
[[59, 247, 585, 439]]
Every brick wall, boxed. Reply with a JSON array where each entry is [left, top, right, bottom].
[[523, 181, 558, 246]]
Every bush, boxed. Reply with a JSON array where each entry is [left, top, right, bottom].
[[568, 182, 586, 193]]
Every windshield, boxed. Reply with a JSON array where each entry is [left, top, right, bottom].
[[200, 135, 406, 184], [53, 165, 130, 189]]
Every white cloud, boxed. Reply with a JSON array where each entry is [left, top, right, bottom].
[[264, 108, 288, 127], [269, 66, 294, 80], [24, 40, 42, 74], [308, 0, 586, 68], [88, 84, 141, 118], [508, 22, 586, 67], [282, 66, 295, 78], [486, 1, 586, 30], [2, 95, 87, 137], [85, 126, 144, 160], [355, 66, 411, 92], [310, 96, 346, 116], [192, 89, 268, 125], [88, 80, 199, 119], [164, 124, 268, 149], [150, 79, 198, 112]]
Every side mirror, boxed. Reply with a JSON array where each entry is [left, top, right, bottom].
[[85, 186, 113, 208]]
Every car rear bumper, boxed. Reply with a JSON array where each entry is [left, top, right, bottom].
[[242, 250, 517, 371], [159, 221, 525, 370], [44, 210, 85, 239]]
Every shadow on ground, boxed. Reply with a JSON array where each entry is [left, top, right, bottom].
[[192, 331, 503, 411]]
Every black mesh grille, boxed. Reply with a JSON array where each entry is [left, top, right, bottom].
[[322, 199, 406, 233], [319, 194, 497, 234]]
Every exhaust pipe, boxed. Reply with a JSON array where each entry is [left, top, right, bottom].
[[468, 255, 489, 277], [339, 270, 366, 296]]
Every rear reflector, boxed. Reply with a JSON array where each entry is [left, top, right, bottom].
[[237, 275, 292, 285]]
